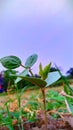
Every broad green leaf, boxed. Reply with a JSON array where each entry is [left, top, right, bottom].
[[17, 76, 47, 88], [43, 62, 51, 79], [0, 56, 21, 69], [15, 70, 28, 84], [39, 63, 44, 78], [45, 71, 61, 87], [25, 54, 38, 68]]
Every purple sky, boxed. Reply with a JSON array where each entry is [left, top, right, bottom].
[[0, 0, 73, 74]]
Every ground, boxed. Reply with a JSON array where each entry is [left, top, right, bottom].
[[0, 84, 73, 130]]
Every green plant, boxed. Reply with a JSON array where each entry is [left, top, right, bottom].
[[55, 65, 73, 114], [0, 87, 28, 130], [3, 69, 18, 91], [0, 54, 61, 129], [3, 100, 14, 130]]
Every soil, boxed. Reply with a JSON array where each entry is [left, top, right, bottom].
[[0, 111, 73, 130], [0, 85, 73, 130]]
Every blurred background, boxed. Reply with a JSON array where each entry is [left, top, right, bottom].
[[0, 0, 73, 74]]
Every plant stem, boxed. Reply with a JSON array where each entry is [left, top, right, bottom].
[[20, 64, 34, 77], [6, 103, 14, 129], [28, 68, 34, 77], [17, 94, 24, 130], [41, 88, 48, 130], [20, 64, 27, 69]]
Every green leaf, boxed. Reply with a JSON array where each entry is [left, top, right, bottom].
[[39, 63, 51, 80], [17, 76, 47, 88], [65, 97, 73, 113], [0, 56, 21, 69], [45, 71, 61, 87], [43, 62, 51, 79], [15, 69, 29, 84], [25, 54, 38, 68], [67, 85, 73, 93], [64, 85, 69, 94], [56, 68, 73, 94], [39, 63, 44, 78]]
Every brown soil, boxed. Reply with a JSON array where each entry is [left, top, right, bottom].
[[0, 112, 73, 130]]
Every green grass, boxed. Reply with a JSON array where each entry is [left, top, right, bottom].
[[0, 84, 73, 128]]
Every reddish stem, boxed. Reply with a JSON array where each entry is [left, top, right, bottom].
[[41, 88, 48, 130]]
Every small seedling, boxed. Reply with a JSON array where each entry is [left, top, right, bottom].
[[0, 54, 61, 129]]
